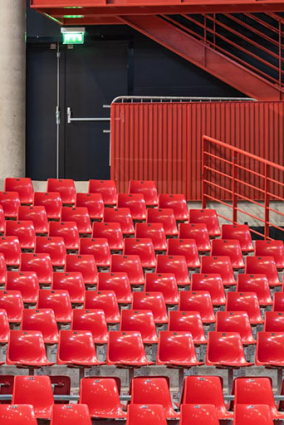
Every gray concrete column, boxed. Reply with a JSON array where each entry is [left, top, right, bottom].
[[0, 0, 26, 185]]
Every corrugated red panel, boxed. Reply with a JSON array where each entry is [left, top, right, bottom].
[[111, 101, 284, 201]]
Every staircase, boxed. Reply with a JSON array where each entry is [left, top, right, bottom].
[[119, 12, 284, 100]]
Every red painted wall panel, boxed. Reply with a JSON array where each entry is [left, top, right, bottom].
[[111, 101, 284, 200]]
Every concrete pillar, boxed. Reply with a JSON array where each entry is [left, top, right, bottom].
[[0, 0, 26, 186]]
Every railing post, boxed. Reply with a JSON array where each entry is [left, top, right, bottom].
[[264, 164, 270, 239], [213, 13, 216, 48], [232, 154, 238, 224], [202, 136, 207, 209], [204, 14, 207, 44], [279, 20, 282, 86]]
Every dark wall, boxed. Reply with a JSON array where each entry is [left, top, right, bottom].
[[26, 2, 244, 180]]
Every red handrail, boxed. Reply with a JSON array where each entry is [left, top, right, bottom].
[[202, 135, 284, 239]]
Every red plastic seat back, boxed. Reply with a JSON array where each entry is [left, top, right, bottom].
[[135, 222, 167, 251], [179, 223, 210, 252], [159, 194, 188, 221], [189, 209, 220, 237], [47, 179, 76, 205], [124, 238, 156, 268], [37, 289, 72, 323], [0, 236, 21, 267], [5, 220, 35, 250], [191, 273, 225, 305], [118, 193, 147, 221], [156, 255, 190, 286], [180, 404, 219, 425], [273, 292, 284, 311], [76, 192, 104, 221], [237, 274, 272, 305], [145, 273, 179, 304], [36, 236, 66, 267], [6, 271, 39, 304], [0, 309, 10, 343], [49, 221, 79, 251], [126, 404, 167, 425], [104, 208, 134, 235], [201, 256, 235, 286], [111, 255, 144, 286], [84, 290, 120, 324], [234, 377, 276, 410], [216, 311, 255, 345], [120, 310, 158, 344], [255, 240, 284, 269], [211, 239, 244, 269], [179, 291, 215, 323], [107, 331, 152, 366], [5, 178, 34, 205], [221, 224, 254, 252], [0, 290, 23, 323], [129, 180, 158, 206], [21, 309, 59, 344], [157, 331, 201, 366], [0, 404, 38, 425], [0, 192, 20, 218], [65, 254, 98, 286], [71, 309, 108, 344], [147, 208, 178, 236], [51, 404, 92, 425], [34, 192, 62, 220], [226, 291, 263, 324], [98, 272, 132, 304], [18, 206, 48, 235], [61, 207, 92, 234], [88, 180, 117, 206], [57, 330, 102, 366], [246, 256, 280, 287], [168, 311, 206, 344], [256, 332, 284, 366], [206, 332, 251, 367], [52, 272, 85, 304], [132, 292, 168, 324], [264, 311, 284, 332], [21, 253, 53, 284], [79, 238, 111, 268], [92, 222, 124, 251], [7, 330, 51, 367], [234, 404, 274, 425], [167, 238, 200, 269]]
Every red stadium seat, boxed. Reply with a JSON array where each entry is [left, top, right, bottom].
[[18, 206, 48, 235], [189, 209, 220, 237], [0, 236, 21, 268], [211, 239, 244, 269], [245, 256, 281, 287], [216, 311, 256, 345], [145, 273, 179, 305], [206, 332, 253, 367], [0, 309, 9, 343], [264, 311, 284, 332], [237, 274, 272, 306], [157, 331, 203, 367], [179, 223, 211, 253], [104, 207, 134, 236], [34, 192, 62, 221], [118, 193, 147, 221], [76, 192, 104, 221], [49, 221, 80, 252], [180, 404, 220, 425], [52, 272, 85, 304], [20, 253, 53, 285], [47, 179, 76, 205], [132, 292, 168, 324], [65, 254, 98, 287], [221, 224, 254, 252], [35, 236, 66, 269], [0, 404, 37, 425], [120, 310, 158, 344], [179, 291, 215, 324], [191, 273, 226, 306], [0, 192, 20, 219], [156, 255, 190, 287], [0, 253, 7, 284], [126, 405, 167, 425], [256, 332, 284, 368], [84, 290, 120, 324], [79, 377, 125, 419], [21, 309, 59, 344], [130, 377, 178, 419], [71, 309, 108, 344], [0, 290, 23, 323], [6, 330, 53, 367], [37, 289, 72, 323], [5, 178, 33, 205], [98, 272, 132, 304], [234, 404, 274, 425], [6, 271, 39, 304], [107, 331, 154, 366], [226, 292, 263, 325], [57, 330, 104, 367], [147, 208, 178, 237], [180, 375, 233, 420], [0, 207, 5, 235], [61, 207, 92, 236], [124, 238, 156, 269], [80, 238, 111, 269], [168, 311, 207, 345], [201, 256, 235, 286], [167, 239, 200, 269], [111, 255, 144, 287], [88, 180, 117, 206], [51, 404, 92, 425], [129, 180, 158, 207], [255, 240, 284, 269], [5, 220, 36, 251], [273, 292, 284, 312], [135, 223, 167, 252], [92, 222, 124, 252], [234, 377, 284, 420], [159, 194, 188, 221]]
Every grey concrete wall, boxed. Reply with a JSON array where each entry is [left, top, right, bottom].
[[0, 0, 26, 186]]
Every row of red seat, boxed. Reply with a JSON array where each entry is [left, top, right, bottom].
[[0, 375, 282, 423]]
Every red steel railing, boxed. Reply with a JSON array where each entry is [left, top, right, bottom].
[[202, 135, 284, 239]]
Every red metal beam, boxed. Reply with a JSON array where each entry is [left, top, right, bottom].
[[119, 15, 284, 100]]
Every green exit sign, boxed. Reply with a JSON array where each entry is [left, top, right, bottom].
[[61, 28, 85, 45]]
